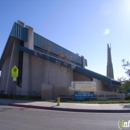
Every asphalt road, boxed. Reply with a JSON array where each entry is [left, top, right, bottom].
[[0, 105, 130, 130]]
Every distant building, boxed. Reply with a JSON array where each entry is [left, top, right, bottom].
[[107, 44, 114, 79], [0, 20, 121, 99]]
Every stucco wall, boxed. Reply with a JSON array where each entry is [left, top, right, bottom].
[[96, 91, 125, 100], [93, 78, 112, 92], [73, 71, 91, 81], [0, 56, 10, 92], [101, 83, 110, 91], [93, 78, 103, 91], [21, 55, 73, 95], [0, 40, 21, 94], [8, 44, 19, 93], [0, 52, 19, 93]]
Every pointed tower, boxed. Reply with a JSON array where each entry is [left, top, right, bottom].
[[107, 44, 114, 79]]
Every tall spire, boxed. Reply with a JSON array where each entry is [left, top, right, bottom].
[[107, 43, 114, 79]]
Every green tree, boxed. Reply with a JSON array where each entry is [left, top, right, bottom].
[[118, 77, 130, 93], [122, 59, 130, 78], [118, 58, 130, 93]]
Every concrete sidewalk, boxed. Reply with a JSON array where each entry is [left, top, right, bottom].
[[0, 99, 130, 113]]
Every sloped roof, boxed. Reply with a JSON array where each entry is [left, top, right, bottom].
[[0, 22, 28, 69]]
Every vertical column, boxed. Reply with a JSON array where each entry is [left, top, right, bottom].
[[22, 25, 34, 95], [22, 53, 29, 95], [81, 56, 85, 68], [25, 25, 34, 50], [17, 20, 24, 26]]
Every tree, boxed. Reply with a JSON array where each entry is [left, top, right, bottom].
[[118, 77, 130, 93], [122, 59, 130, 78], [118, 59, 130, 93]]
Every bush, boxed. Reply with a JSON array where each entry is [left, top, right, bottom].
[[125, 95, 130, 100], [0, 93, 41, 101]]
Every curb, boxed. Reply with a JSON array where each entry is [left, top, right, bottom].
[[8, 103, 130, 113], [9, 104, 52, 110], [52, 107, 130, 113]]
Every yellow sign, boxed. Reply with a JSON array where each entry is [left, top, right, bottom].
[[11, 65, 19, 77]]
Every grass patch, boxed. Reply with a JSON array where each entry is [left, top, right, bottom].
[[1, 94, 130, 104], [125, 95, 130, 100], [0, 94, 41, 101], [46, 99, 130, 104]]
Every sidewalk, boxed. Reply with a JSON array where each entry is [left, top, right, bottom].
[[0, 99, 130, 113]]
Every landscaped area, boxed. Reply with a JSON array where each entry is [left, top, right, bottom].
[[1, 93, 130, 104]]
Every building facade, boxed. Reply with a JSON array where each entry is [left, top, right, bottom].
[[0, 21, 121, 99]]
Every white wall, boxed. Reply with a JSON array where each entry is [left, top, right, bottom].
[[1, 40, 22, 94], [21, 55, 73, 95], [93, 78, 103, 91], [0, 52, 19, 93], [0, 56, 10, 92], [9, 43, 19, 93], [0, 41, 20, 93], [93, 78, 112, 91]]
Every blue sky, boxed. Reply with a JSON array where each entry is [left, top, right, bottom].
[[0, 0, 130, 80]]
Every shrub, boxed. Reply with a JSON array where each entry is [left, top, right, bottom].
[[125, 95, 130, 100]]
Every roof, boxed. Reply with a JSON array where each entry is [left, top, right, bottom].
[[0, 22, 87, 69], [0, 22, 28, 69], [34, 32, 85, 66]]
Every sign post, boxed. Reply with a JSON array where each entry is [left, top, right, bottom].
[[11, 65, 19, 102]]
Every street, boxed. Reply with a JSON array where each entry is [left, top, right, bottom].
[[0, 105, 130, 130]]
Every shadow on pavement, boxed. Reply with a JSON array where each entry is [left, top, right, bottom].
[[0, 107, 13, 112], [0, 98, 39, 105], [119, 103, 130, 109], [123, 104, 130, 108]]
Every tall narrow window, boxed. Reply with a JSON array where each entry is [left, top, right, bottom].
[[17, 40, 24, 87]]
